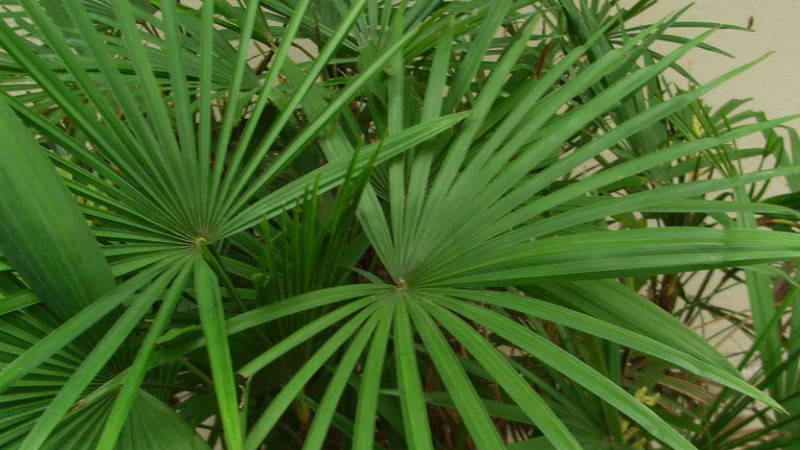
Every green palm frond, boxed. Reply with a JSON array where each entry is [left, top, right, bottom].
[[0, 0, 797, 448]]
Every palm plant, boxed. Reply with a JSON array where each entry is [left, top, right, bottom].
[[0, 0, 797, 448]]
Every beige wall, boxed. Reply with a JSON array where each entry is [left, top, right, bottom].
[[635, 0, 800, 126]]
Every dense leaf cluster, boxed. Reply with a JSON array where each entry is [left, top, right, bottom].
[[0, 1, 798, 448]]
